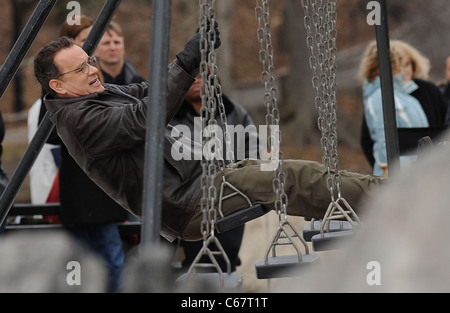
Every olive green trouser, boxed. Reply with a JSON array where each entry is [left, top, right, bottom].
[[181, 159, 383, 241]]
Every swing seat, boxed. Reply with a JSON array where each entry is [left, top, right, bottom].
[[303, 220, 353, 241], [216, 203, 270, 233], [175, 272, 243, 292], [255, 253, 320, 279], [311, 230, 354, 251]]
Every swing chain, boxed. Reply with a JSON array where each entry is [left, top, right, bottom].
[[182, 0, 234, 279], [302, 0, 361, 233], [199, 1, 234, 168], [255, 0, 288, 217], [199, 0, 218, 240], [301, 0, 342, 200], [198, 0, 236, 242], [198, 0, 236, 231]]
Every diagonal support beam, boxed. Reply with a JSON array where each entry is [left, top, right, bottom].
[[0, 0, 56, 99]]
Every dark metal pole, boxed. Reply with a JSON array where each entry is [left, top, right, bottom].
[[375, 0, 400, 174], [11, 0, 25, 113], [0, 0, 56, 226], [82, 0, 122, 55], [0, 0, 122, 226], [0, 113, 54, 227], [141, 0, 172, 247], [0, 0, 56, 99]]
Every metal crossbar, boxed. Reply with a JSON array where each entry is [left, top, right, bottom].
[[5, 202, 142, 236]]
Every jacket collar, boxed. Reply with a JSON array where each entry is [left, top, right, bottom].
[[43, 91, 101, 114]]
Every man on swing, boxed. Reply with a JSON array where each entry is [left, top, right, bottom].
[[33, 24, 383, 243]]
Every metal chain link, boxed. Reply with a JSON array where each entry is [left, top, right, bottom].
[[255, 0, 288, 217], [199, 0, 237, 242], [301, 0, 360, 231], [183, 0, 234, 280], [301, 0, 341, 201], [199, 0, 218, 241]]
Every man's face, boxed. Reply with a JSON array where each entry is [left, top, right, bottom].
[[96, 29, 125, 66], [51, 45, 104, 98]]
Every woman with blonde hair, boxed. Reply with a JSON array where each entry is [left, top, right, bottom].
[[390, 40, 430, 80], [359, 40, 447, 174], [359, 40, 429, 177]]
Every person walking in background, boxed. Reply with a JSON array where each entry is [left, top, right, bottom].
[[359, 40, 430, 177], [360, 40, 448, 171], [170, 74, 260, 273], [95, 20, 146, 253]]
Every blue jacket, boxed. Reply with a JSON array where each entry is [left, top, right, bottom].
[[363, 75, 429, 176]]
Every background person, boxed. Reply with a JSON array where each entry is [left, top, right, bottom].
[[358, 40, 430, 177], [95, 21, 144, 85], [95, 19, 145, 254], [170, 74, 260, 273], [360, 40, 448, 170]]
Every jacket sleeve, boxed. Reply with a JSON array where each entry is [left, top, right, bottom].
[[165, 60, 195, 123], [113, 60, 194, 125]]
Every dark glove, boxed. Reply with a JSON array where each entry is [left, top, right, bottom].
[[176, 21, 221, 77]]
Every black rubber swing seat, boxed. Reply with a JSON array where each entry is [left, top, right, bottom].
[[311, 229, 354, 251], [303, 220, 353, 241], [255, 253, 320, 279], [215, 203, 271, 233]]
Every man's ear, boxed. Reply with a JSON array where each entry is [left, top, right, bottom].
[[49, 79, 65, 96]]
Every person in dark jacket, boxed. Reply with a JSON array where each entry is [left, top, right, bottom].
[[37, 17, 144, 293], [34, 34, 382, 245], [360, 40, 448, 169], [95, 20, 145, 252], [170, 75, 260, 272], [437, 55, 450, 123]]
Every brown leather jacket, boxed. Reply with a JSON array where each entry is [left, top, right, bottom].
[[44, 61, 201, 241]]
